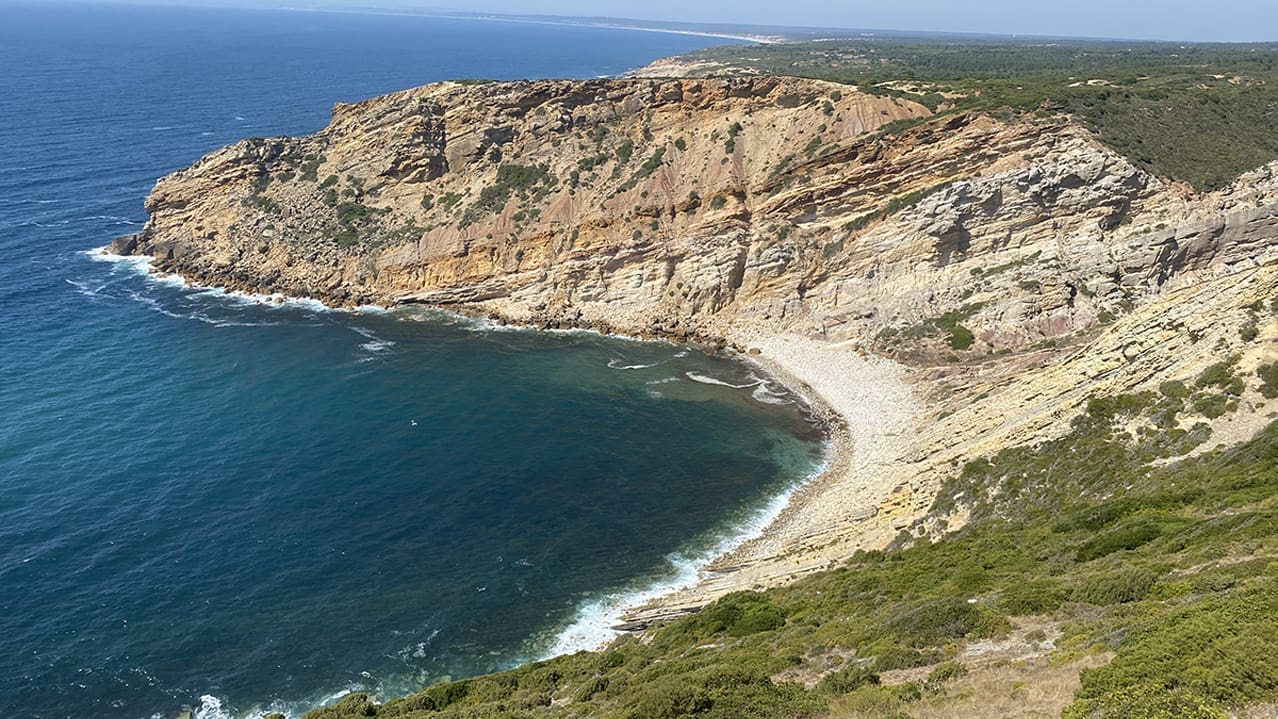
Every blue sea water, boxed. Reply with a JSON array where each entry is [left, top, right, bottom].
[[0, 4, 824, 718]]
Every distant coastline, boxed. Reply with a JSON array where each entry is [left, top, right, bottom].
[[276, 7, 787, 45]]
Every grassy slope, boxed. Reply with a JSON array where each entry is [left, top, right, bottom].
[[666, 40, 1278, 191], [295, 355, 1278, 717]]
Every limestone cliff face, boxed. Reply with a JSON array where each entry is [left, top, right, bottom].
[[118, 76, 1278, 359]]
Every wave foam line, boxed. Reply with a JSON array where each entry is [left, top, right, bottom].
[[86, 247, 352, 313], [752, 381, 792, 405], [607, 359, 659, 370], [684, 371, 763, 389], [192, 683, 366, 719], [538, 448, 829, 659]]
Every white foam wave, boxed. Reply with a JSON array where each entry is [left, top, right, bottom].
[[451, 315, 651, 345], [751, 382, 792, 405], [645, 376, 681, 385], [189, 286, 331, 313], [65, 278, 105, 297], [85, 249, 344, 327], [191, 682, 372, 719], [607, 359, 659, 370], [192, 695, 232, 719], [89, 247, 349, 314], [352, 326, 396, 353], [684, 371, 763, 389], [126, 289, 189, 320], [539, 451, 829, 658], [85, 248, 174, 281], [83, 214, 142, 225]]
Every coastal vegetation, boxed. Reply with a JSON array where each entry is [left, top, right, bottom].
[[299, 375, 1278, 718]]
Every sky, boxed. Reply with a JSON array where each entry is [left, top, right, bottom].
[[445, 0, 1278, 42], [53, 0, 1278, 42]]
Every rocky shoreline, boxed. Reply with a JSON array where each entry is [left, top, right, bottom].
[[615, 331, 921, 628]]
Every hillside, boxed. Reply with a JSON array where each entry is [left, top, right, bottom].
[[110, 48, 1278, 719], [630, 39, 1278, 191]]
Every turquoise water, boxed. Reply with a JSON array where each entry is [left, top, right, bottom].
[[0, 5, 823, 718]]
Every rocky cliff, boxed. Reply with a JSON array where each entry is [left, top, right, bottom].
[[114, 76, 1278, 614], [116, 77, 1278, 356]]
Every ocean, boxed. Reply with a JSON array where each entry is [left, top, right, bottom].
[[0, 4, 824, 718]]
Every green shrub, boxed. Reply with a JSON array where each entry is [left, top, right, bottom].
[[1075, 515, 1180, 562], [886, 597, 1007, 645], [471, 163, 556, 217], [1071, 566, 1160, 605], [1258, 361, 1278, 399], [818, 664, 879, 694], [626, 681, 710, 719], [947, 323, 975, 350], [1195, 357, 1241, 393], [291, 413, 1278, 719], [1159, 380, 1189, 399], [872, 644, 941, 671], [1192, 393, 1230, 419], [421, 679, 469, 711], [997, 579, 1068, 615], [1070, 579, 1278, 715], [926, 661, 967, 686], [1065, 684, 1228, 719], [680, 591, 785, 638], [615, 139, 634, 164], [250, 173, 270, 195], [438, 191, 462, 210], [299, 155, 324, 182], [574, 676, 609, 702], [303, 693, 377, 718]]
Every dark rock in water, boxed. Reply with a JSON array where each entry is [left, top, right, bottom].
[[109, 231, 142, 255]]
